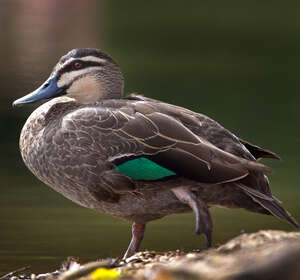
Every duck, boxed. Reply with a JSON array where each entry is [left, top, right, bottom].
[[13, 48, 298, 259]]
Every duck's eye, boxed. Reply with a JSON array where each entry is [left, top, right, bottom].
[[73, 61, 83, 70]]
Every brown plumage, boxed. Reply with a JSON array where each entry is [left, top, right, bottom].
[[13, 48, 298, 258]]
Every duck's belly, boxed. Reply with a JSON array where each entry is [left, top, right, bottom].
[[91, 188, 192, 223]]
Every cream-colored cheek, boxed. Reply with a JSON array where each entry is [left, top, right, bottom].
[[66, 76, 103, 104]]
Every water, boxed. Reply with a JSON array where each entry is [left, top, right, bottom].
[[0, 0, 300, 275]]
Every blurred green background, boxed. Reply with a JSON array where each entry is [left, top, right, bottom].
[[0, 0, 299, 275]]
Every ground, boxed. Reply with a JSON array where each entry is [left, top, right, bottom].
[[2, 230, 300, 280]]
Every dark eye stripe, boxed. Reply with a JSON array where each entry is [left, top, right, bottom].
[[56, 60, 104, 80]]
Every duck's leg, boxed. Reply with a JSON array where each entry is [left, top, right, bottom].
[[172, 187, 213, 248], [123, 223, 146, 259]]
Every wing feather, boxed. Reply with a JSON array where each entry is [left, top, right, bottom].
[[117, 109, 271, 184]]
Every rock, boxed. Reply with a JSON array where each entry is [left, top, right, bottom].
[[121, 230, 300, 280]]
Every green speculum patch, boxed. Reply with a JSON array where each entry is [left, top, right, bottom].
[[113, 157, 176, 180]]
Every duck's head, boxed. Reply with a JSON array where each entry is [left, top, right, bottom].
[[13, 48, 124, 106]]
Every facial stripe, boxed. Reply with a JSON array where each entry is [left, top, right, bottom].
[[77, 56, 106, 63], [55, 56, 106, 74], [69, 48, 115, 62], [58, 48, 117, 68], [60, 56, 106, 69], [57, 66, 103, 88], [56, 61, 104, 81]]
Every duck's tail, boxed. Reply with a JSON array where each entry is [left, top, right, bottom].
[[236, 183, 299, 228]]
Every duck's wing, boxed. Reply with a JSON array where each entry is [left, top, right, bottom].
[[126, 94, 280, 161], [97, 104, 272, 186]]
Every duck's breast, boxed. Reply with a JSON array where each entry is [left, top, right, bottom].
[[19, 98, 116, 208]]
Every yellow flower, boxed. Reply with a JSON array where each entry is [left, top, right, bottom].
[[91, 268, 120, 280]]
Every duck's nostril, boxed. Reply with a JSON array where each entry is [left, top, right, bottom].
[[43, 83, 49, 89]]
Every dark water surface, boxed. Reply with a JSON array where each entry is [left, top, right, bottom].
[[1, 0, 300, 275]]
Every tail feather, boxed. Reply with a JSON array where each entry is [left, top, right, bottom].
[[243, 190, 299, 228], [236, 183, 274, 202]]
